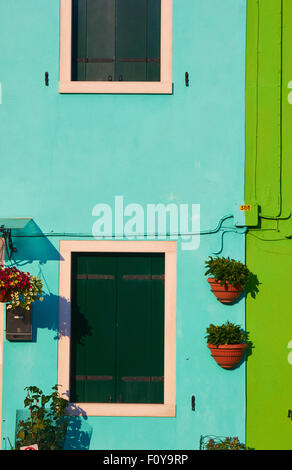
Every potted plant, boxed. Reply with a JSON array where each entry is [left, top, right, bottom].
[[0, 266, 43, 309], [206, 322, 248, 369], [205, 256, 252, 304], [15, 385, 69, 450], [205, 436, 247, 450]]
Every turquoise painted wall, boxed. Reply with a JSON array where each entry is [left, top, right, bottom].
[[0, 0, 247, 450]]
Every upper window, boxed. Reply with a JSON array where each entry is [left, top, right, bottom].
[[59, 0, 172, 93]]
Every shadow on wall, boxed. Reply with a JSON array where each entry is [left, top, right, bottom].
[[10, 220, 61, 265], [33, 293, 92, 344], [31, 293, 60, 342], [245, 272, 260, 299], [8, 222, 94, 449], [29, 295, 94, 449], [64, 404, 93, 450], [15, 406, 93, 451]]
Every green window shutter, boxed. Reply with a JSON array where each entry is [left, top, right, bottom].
[[72, 0, 87, 81], [116, 254, 165, 404], [72, 0, 116, 81], [86, 0, 116, 81], [148, 254, 165, 402], [70, 253, 165, 404], [116, 0, 148, 81], [72, 0, 161, 82], [70, 254, 117, 403], [147, 0, 161, 81]]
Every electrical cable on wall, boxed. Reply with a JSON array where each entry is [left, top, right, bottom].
[[6, 214, 246, 263]]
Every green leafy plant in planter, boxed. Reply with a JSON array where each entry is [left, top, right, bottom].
[[15, 385, 69, 450], [206, 322, 249, 369], [205, 436, 247, 450], [206, 322, 247, 346], [205, 256, 251, 288], [205, 256, 257, 303]]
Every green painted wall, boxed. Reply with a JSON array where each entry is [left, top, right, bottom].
[[245, 0, 292, 450]]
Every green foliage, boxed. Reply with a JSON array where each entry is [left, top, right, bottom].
[[205, 256, 252, 288], [206, 436, 247, 450], [205, 322, 248, 347], [15, 385, 69, 451]]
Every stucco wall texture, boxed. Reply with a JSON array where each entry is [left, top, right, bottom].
[[0, 0, 247, 450]]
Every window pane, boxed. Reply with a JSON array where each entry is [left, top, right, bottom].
[[72, 0, 161, 82]]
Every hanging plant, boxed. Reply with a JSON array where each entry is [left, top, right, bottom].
[[205, 256, 252, 304], [205, 322, 248, 369], [0, 266, 43, 310]]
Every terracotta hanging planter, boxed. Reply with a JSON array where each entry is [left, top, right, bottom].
[[207, 278, 243, 304], [207, 343, 247, 369]]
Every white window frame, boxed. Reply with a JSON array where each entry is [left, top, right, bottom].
[[58, 240, 176, 417], [59, 0, 173, 94]]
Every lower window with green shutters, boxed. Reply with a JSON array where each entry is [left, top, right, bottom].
[[70, 252, 165, 404]]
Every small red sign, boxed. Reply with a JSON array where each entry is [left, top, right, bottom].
[[20, 444, 39, 451]]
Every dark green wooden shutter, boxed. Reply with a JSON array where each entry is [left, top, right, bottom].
[[72, 0, 87, 81], [86, 0, 116, 81], [147, 0, 161, 81], [72, 0, 115, 81], [72, 0, 161, 82], [70, 253, 165, 404], [116, 254, 164, 403], [116, 0, 148, 81], [70, 254, 117, 403]]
